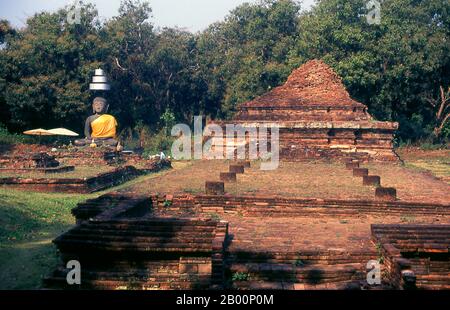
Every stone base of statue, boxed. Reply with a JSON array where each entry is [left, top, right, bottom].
[[74, 138, 119, 147]]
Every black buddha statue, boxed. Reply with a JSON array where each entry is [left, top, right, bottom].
[[74, 97, 119, 147]]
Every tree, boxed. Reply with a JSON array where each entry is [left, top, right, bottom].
[[426, 86, 450, 139], [0, 20, 15, 44], [0, 0, 448, 145], [0, 2, 106, 132], [289, 0, 450, 142], [196, 0, 301, 118]]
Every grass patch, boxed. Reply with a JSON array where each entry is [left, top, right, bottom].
[[0, 163, 178, 289], [232, 272, 249, 282], [0, 189, 92, 289]]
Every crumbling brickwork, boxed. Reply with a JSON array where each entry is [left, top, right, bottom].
[[211, 60, 399, 161], [45, 196, 228, 290], [372, 225, 450, 290]]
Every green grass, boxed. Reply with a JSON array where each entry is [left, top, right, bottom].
[[0, 190, 92, 289], [232, 272, 249, 282], [0, 125, 35, 145], [0, 165, 177, 290]]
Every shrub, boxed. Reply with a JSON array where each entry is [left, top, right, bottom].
[[0, 124, 35, 144], [232, 272, 249, 282]]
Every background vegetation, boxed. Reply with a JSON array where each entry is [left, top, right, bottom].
[[0, 0, 448, 147]]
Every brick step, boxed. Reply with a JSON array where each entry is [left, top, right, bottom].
[[380, 244, 449, 251], [69, 227, 215, 238], [417, 284, 450, 290], [59, 233, 215, 244], [411, 266, 450, 274], [54, 239, 214, 252], [94, 218, 219, 225], [232, 280, 365, 290], [64, 230, 214, 239], [372, 225, 450, 230], [375, 236, 450, 242], [73, 223, 215, 234], [416, 274, 450, 282], [195, 198, 449, 209], [229, 258, 374, 265], [44, 276, 210, 290], [72, 262, 181, 271], [228, 251, 375, 265], [373, 228, 450, 234], [229, 263, 365, 283], [372, 230, 450, 236], [83, 222, 218, 231], [52, 269, 180, 280], [237, 209, 445, 216], [429, 263, 450, 270], [188, 205, 448, 216]]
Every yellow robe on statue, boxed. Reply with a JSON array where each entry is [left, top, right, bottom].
[[91, 114, 118, 139]]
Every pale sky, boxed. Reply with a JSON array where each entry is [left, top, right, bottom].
[[0, 0, 315, 32]]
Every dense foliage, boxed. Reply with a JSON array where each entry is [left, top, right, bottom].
[[0, 0, 448, 144]]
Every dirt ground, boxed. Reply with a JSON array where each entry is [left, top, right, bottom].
[[222, 214, 448, 255], [128, 159, 450, 204], [396, 147, 450, 184]]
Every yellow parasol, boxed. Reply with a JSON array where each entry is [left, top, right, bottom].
[[47, 128, 79, 137], [23, 128, 54, 136], [23, 128, 55, 144]]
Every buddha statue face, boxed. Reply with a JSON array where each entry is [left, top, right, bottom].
[[92, 97, 109, 114]]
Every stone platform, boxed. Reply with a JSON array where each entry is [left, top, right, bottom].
[[0, 166, 143, 193], [210, 60, 399, 162], [0, 144, 172, 193], [46, 189, 449, 290], [43, 156, 449, 290]]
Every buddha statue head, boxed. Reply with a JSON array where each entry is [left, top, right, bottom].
[[92, 97, 109, 115]]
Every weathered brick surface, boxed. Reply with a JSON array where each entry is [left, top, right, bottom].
[[376, 187, 397, 201], [229, 165, 245, 174], [363, 175, 381, 187], [47, 189, 450, 291], [205, 181, 225, 195], [209, 60, 398, 161], [372, 225, 450, 290], [0, 166, 143, 193], [0, 159, 171, 193], [346, 162, 360, 170], [353, 168, 369, 177], [238, 161, 251, 168], [45, 197, 229, 290], [149, 194, 450, 218], [220, 172, 237, 183]]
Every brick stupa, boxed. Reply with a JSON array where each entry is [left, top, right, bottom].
[[213, 59, 399, 161]]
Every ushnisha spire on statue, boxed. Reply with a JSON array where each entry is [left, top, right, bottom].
[[89, 69, 111, 91]]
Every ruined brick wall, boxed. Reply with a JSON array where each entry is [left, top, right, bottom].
[[148, 194, 450, 218], [212, 59, 399, 162], [236, 106, 370, 122], [372, 225, 450, 290], [45, 206, 229, 290], [0, 166, 143, 193]]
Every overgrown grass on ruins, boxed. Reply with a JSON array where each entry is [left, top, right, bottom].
[[0, 189, 88, 289]]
